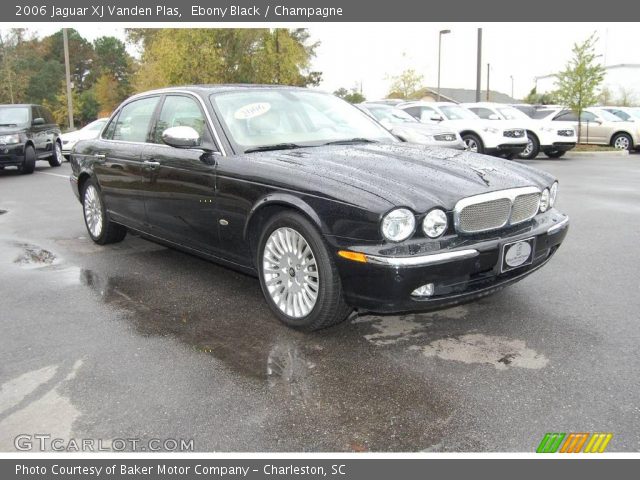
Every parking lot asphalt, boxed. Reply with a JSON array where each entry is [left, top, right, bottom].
[[0, 154, 639, 452]]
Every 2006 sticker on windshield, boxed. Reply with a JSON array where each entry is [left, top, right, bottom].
[[234, 102, 271, 120]]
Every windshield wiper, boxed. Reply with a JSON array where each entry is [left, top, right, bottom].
[[323, 138, 379, 146], [0, 123, 17, 127], [244, 143, 304, 153]]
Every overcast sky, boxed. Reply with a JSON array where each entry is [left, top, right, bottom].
[[13, 22, 639, 100]]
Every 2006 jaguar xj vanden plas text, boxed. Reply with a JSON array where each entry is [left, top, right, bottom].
[[69, 85, 569, 331]]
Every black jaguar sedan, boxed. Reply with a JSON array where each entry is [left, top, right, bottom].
[[69, 85, 569, 331]]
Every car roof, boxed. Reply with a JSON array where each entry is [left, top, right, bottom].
[[128, 84, 313, 100], [0, 104, 41, 107]]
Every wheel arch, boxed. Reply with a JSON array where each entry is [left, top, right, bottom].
[[610, 131, 634, 147], [244, 194, 327, 258], [526, 130, 540, 144]]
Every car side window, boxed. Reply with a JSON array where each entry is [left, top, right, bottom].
[[31, 106, 41, 122], [580, 111, 597, 122], [41, 107, 55, 125], [418, 107, 438, 122], [553, 111, 578, 122], [152, 95, 208, 145], [111, 96, 160, 143], [403, 107, 421, 119], [470, 107, 494, 119]]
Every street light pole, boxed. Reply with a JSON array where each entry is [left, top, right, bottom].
[[510, 75, 514, 99], [437, 29, 451, 102], [475, 28, 482, 102], [62, 28, 74, 130]]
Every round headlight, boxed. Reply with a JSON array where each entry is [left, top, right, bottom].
[[423, 209, 448, 238], [381, 208, 415, 242], [549, 182, 558, 207], [539, 188, 550, 213]]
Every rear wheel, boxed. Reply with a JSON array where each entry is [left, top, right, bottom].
[[462, 133, 484, 154], [49, 141, 64, 167], [18, 145, 36, 174], [257, 211, 352, 331], [544, 150, 566, 159], [82, 179, 127, 245], [519, 133, 540, 160], [612, 133, 633, 151]]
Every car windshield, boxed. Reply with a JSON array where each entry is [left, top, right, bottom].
[[211, 90, 397, 152], [367, 106, 417, 124], [439, 105, 479, 120], [0, 106, 29, 126], [497, 106, 530, 120]]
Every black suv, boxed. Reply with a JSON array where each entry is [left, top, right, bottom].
[[0, 104, 63, 174]]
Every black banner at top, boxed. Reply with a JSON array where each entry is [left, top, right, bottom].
[[6, 0, 640, 22]]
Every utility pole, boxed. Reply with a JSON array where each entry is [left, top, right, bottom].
[[62, 28, 74, 130], [486, 63, 490, 101], [437, 29, 451, 101], [475, 28, 482, 102], [510, 75, 514, 99]]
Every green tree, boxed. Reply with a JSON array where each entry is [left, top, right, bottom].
[[41, 29, 95, 91], [387, 69, 424, 99], [554, 33, 606, 141], [127, 28, 321, 91], [523, 86, 557, 105], [334, 86, 365, 104]]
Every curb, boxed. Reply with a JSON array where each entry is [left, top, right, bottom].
[[567, 150, 630, 157]]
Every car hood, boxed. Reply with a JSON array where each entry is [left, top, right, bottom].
[[60, 130, 97, 142], [391, 123, 457, 136], [0, 126, 26, 135], [245, 143, 555, 213]]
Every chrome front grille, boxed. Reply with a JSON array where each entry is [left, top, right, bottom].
[[454, 187, 541, 234], [503, 129, 525, 138], [510, 192, 540, 224]]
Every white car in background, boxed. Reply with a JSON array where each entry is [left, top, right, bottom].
[[358, 103, 466, 150], [60, 118, 109, 157], [463, 102, 577, 160], [398, 101, 528, 158], [536, 107, 640, 153]]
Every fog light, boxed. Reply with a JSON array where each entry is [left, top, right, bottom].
[[411, 283, 434, 297]]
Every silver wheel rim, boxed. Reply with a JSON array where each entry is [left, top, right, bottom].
[[465, 138, 478, 152], [84, 185, 103, 238], [614, 136, 629, 150], [262, 227, 319, 318], [55, 143, 63, 163], [523, 138, 533, 157]]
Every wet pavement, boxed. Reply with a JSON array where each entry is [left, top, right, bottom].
[[0, 156, 639, 452]]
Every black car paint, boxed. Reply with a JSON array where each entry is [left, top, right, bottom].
[[70, 86, 568, 314], [0, 104, 61, 167]]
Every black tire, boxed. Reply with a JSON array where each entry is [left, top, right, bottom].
[[462, 133, 484, 154], [18, 145, 36, 174], [81, 178, 127, 245], [518, 133, 540, 160], [544, 150, 566, 159], [48, 141, 64, 167], [611, 132, 633, 151], [257, 211, 352, 331]]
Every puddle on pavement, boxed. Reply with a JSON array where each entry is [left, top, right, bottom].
[[410, 334, 548, 370], [13, 243, 57, 266]]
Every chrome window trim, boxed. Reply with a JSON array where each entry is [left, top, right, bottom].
[[100, 90, 227, 156], [366, 249, 479, 267], [454, 186, 541, 234]]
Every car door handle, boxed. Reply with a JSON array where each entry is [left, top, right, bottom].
[[94, 153, 106, 162], [143, 160, 161, 168]]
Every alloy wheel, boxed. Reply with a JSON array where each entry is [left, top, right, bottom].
[[83, 185, 103, 238], [465, 138, 478, 152], [262, 227, 319, 318], [614, 136, 630, 150]]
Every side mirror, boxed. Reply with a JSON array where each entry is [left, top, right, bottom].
[[430, 114, 444, 122], [162, 126, 201, 148], [488, 114, 500, 120], [32, 117, 45, 125]]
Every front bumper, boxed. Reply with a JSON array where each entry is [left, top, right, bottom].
[[486, 143, 528, 155], [334, 209, 569, 313], [0, 144, 25, 166], [542, 141, 576, 152]]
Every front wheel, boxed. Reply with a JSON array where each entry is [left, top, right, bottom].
[[462, 133, 484, 154], [82, 179, 127, 245], [18, 145, 36, 174], [257, 212, 352, 331], [49, 141, 64, 167], [518, 134, 540, 160]]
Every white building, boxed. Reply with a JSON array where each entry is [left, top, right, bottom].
[[535, 64, 640, 105]]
